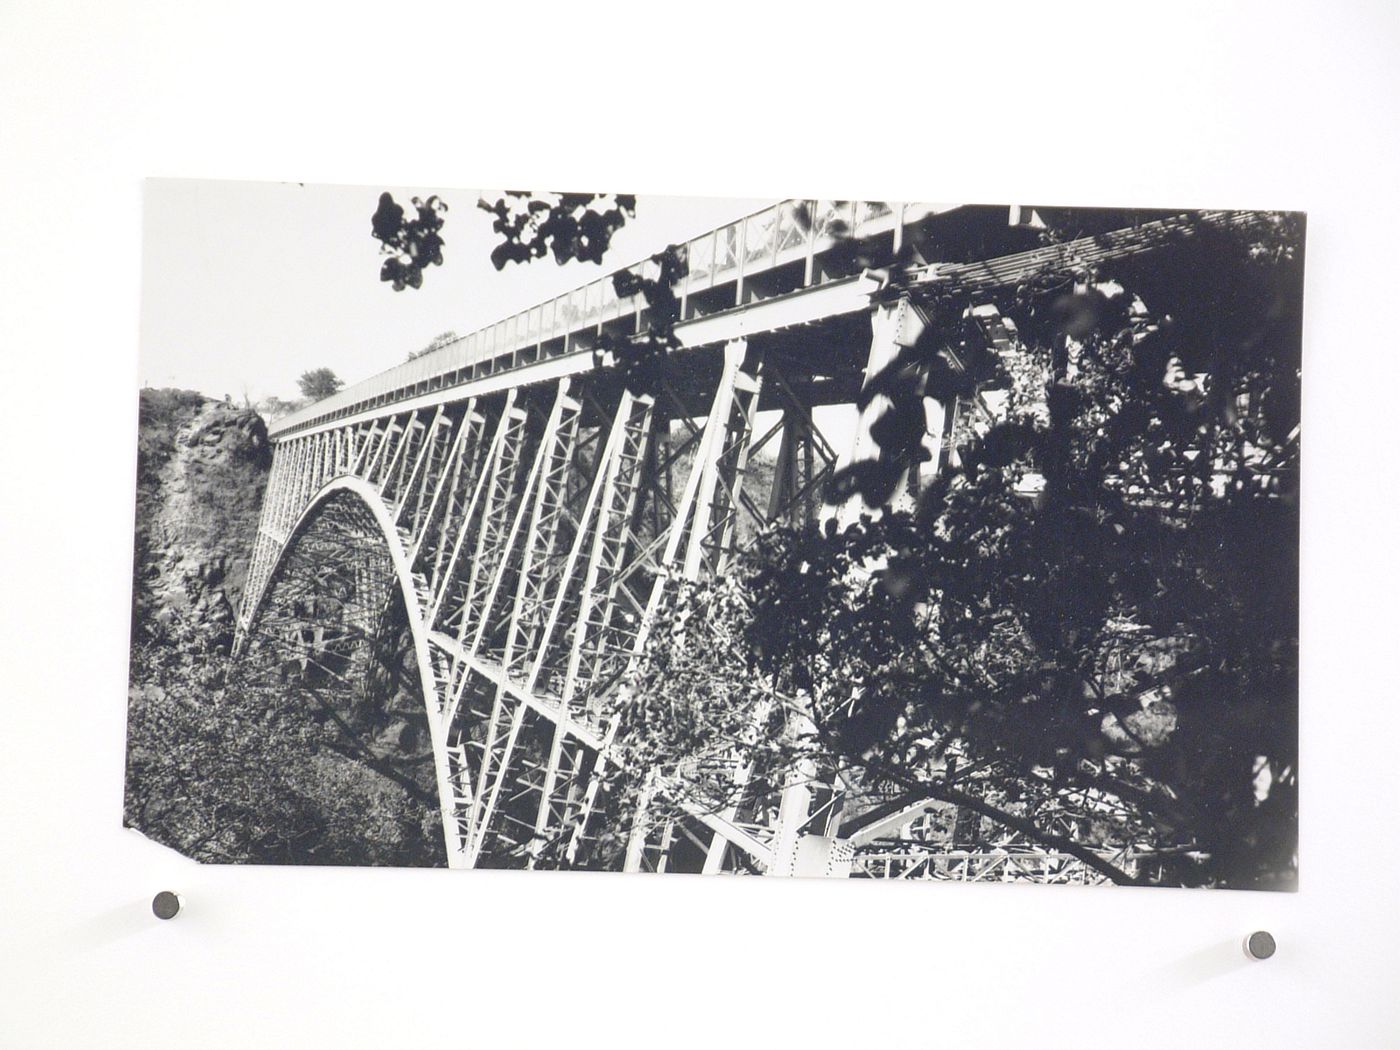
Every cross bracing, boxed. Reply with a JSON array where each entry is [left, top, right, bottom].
[[234, 203, 1259, 879]]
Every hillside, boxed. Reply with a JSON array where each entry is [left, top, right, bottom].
[[131, 389, 272, 648]]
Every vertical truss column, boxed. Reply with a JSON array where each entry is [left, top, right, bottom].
[[450, 400, 529, 657], [428, 396, 512, 634], [329, 426, 346, 474], [311, 430, 327, 492], [303, 435, 320, 499], [462, 380, 581, 864], [277, 439, 302, 534], [383, 407, 438, 524], [502, 388, 582, 685], [290, 436, 314, 521], [407, 401, 479, 563], [569, 339, 769, 871], [528, 391, 655, 865], [350, 423, 366, 472], [363, 415, 403, 488], [763, 373, 839, 531], [638, 340, 808, 874], [441, 741, 475, 864], [762, 753, 820, 877], [427, 391, 524, 717], [376, 412, 419, 501], [396, 407, 451, 539], [416, 403, 488, 604], [350, 419, 381, 475], [682, 339, 764, 580], [469, 388, 579, 668], [561, 392, 655, 717]]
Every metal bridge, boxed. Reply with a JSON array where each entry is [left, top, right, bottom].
[[235, 198, 1217, 878]]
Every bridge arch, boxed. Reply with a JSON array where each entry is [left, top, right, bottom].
[[238, 474, 458, 864]]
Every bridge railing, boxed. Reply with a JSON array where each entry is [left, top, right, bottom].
[[269, 198, 934, 440], [850, 846, 1143, 884]]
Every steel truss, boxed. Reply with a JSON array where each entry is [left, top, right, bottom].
[[240, 336, 797, 870], [234, 212, 1240, 878], [234, 306, 1066, 875]]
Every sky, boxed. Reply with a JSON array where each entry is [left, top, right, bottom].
[[139, 179, 775, 403]]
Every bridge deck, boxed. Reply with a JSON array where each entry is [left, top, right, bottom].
[[268, 199, 1221, 442], [270, 199, 956, 439]]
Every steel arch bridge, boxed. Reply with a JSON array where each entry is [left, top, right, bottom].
[[235, 199, 1233, 878]]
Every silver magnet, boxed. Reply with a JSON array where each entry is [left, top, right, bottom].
[[152, 891, 183, 920], [1243, 930, 1276, 960]]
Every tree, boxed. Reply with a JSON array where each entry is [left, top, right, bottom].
[[297, 367, 343, 401], [125, 622, 442, 865], [477, 191, 636, 270], [256, 395, 305, 420], [371, 192, 449, 291], [611, 211, 1302, 889], [407, 330, 459, 362]]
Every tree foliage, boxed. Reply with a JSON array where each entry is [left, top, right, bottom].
[[407, 330, 459, 362], [591, 244, 688, 393], [477, 191, 636, 270], [297, 367, 344, 401], [125, 622, 442, 865], [371, 192, 448, 291], [255, 394, 306, 420], [612, 212, 1302, 889]]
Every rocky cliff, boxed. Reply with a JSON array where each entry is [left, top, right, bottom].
[[131, 389, 272, 648], [127, 391, 444, 866]]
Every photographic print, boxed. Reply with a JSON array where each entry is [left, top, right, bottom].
[[126, 182, 1302, 888]]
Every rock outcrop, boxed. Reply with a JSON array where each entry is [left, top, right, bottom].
[[132, 389, 272, 647]]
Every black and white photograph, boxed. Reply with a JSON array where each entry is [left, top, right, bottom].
[[13, 2, 1400, 1046], [127, 183, 1302, 889]]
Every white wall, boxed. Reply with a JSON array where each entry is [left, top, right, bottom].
[[3, 2, 1398, 1046]]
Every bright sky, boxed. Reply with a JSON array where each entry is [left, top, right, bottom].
[[140, 179, 775, 403]]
